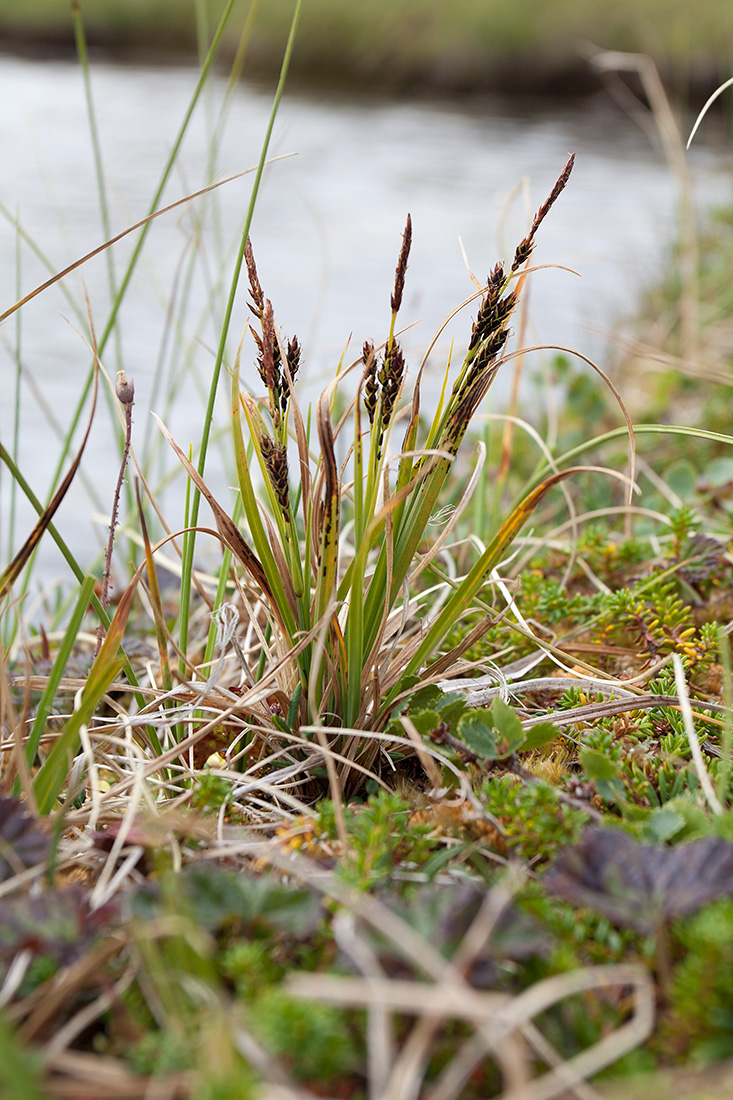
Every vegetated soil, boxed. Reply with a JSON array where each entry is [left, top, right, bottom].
[[0, 0, 731, 101], [599, 1055, 733, 1099]]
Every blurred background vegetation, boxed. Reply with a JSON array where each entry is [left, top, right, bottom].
[[1, 0, 732, 97]]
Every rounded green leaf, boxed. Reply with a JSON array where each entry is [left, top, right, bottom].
[[579, 748, 620, 782], [521, 720, 561, 752]]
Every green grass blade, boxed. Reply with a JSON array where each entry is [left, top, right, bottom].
[[34, 574, 138, 814], [24, 574, 96, 772], [136, 484, 173, 695], [16, 0, 241, 517], [525, 423, 733, 503], [313, 390, 341, 629], [0, 1013, 44, 1100], [178, 0, 303, 659], [383, 466, 597, 712]]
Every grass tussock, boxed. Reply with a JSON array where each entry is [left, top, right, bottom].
[[3, 6, 733, 1099]]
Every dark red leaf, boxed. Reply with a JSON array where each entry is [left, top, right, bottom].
[[0, 887, 116, 969], [0, 797, 50, 882], [543, 828, 733, 933]]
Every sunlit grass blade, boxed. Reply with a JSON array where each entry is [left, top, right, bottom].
[[383, 465, 630, 712], [313, 390, 341, 633], [33, 572, 137, 814], [0, 165, 282, 330], [23, 574, 97, 778], [230, 353, 298, 642], [154, 415, 284, 629]]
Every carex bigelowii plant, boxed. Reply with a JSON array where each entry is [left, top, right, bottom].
[[161, 154, 587, 767]]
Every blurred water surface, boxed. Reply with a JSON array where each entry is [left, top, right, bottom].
[[0, 55, 730, 586]]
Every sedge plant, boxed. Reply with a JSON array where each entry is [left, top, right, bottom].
[[158, 152, 617, 785]]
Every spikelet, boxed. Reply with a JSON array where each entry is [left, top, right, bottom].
[[362, 340, 378, 425], [511, 152, 575, 272], [391, 212, 412, 315], [260, 434, 291, 519]]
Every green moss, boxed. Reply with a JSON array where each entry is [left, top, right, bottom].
[[665, 899, 733, 1062], [251, 988, 359, 1082], [481, 774, 588, 862]]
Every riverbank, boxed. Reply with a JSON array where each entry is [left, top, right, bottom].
[[1, 0, 733, 98]]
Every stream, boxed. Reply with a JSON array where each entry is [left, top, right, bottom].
[[0, 55, 730, 586]]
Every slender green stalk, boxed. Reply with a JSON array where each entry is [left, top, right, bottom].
[[0, 444, 146, 704], [71, 1, 122, 373], [43, 0, 241, 509], [4, 215, 23, 644], [201, 496, 243, 672], [33, 585, 132, 814], [23, 575, 96, 774], [531, 423, 733, 491], [178, 452, 196, 684], [181, 0, 303, 667]]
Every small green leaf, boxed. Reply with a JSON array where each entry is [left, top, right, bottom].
[[491, 697, 524, 735], [664, 459, 697, 501], [521, 720, 561, 751], [644, 807, 686, 844], [489, 697, 526, 755], [579, 748, 620, 782], [407, 684, 443, 712], [458, 711, 499, 758], [410, 710, 441, 739], [435, 692, 469, 726], [458, 704, 525, 760]]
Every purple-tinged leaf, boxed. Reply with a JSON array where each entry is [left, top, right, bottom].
[[544, 827, 733, 933], [0, 887, 116, 970], [0, 797, 50, 883]]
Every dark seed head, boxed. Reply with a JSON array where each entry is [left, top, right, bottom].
[[512, 153, 575, 271], [379, 341, 405, 432], [260, 434, 290, 518], [511, 236, 533, 272], [258, 300, 283, 427], [245, 237, 264, 317], [362, 340, 378, 425], [391, 213, 412, 314], [286, 336, 301, 386], [115, 370, 134, 407]]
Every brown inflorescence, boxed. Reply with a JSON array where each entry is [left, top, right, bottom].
[[245, 236, 264, 318], [390, 212, 412, 315], [511, 152, 575, 272], [260, 434, 291, 519], [247, 241, 301, 427], [362, 340, 378, 425], [378, 340, 405, 432], [281, 335, 301, 416]]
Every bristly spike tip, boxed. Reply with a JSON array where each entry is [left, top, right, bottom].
[[512, 153, 575, 272], [391, 213, 412, 314]]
